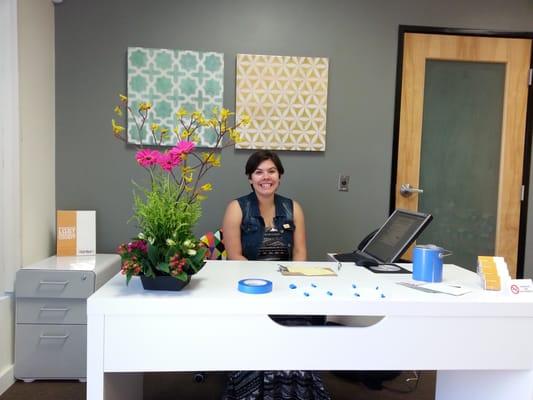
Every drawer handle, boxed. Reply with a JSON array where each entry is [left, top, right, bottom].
[[39, 307, 70, 312], [39, 280, 69, 286], [39, 333, 70, 340]]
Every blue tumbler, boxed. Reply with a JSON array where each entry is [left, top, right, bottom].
[[412, 245, 452, 282]]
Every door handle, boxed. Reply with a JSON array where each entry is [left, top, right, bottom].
[[400, 183, 423, 197]]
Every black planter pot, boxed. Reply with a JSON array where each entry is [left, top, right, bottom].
[[140, 275, 191, 291]]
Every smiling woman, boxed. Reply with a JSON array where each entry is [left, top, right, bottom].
[[222, 150, 307, 262]]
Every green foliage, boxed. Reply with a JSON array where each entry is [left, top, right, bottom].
[[132, 175, 202, 246], [117, 175, 208, 284]]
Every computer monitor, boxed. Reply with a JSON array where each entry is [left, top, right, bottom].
[[361, 209, 433, 263]]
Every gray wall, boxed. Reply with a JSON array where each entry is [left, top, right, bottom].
[[55, 0, 533, 276]]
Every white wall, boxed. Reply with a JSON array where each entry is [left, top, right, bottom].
[[0, 296, 14, 394], [19, 0, 56, 265], [0, 0, 55, 395]]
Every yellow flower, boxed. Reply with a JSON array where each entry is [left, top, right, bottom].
[[196, 195, 207, 201], [229, 128, 242, 143], [211, 155, 221, 167], [183, 173, 193, 183], [161, 128, 169, 134], [184, 185, 192, 192], [240, 113, 251, 126], [112, 119, 125, 135], [139, 102, 152, 112], [119, 94, 128, 103], [150, 123, 160, 132], [191, 111, 203, 121], [182, 166, 193, 175], [211, 106, 219, 117], [176, 107, 188, 118], [202, 153, 221, 167], [180, 130, 190, 140], [113, 106, 123, 116], [200, 183, 213, 192], [209, 118, 218, 128], [197, 116, 208, 126], [221, 108, 233, 121]]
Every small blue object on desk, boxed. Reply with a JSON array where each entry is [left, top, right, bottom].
[[238, 279, 273, 294]]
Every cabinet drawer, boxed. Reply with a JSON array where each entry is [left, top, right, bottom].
[[15, 270, 94, 299], [14, 324, 87, 379], [16, 298, 86, 324]]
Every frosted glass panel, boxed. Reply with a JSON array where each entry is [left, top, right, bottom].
[[418, 60, 505, 270]]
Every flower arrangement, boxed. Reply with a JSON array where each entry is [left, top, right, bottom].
[[112, 95, 249, 284]]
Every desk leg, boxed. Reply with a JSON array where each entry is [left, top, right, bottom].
[[436, 370, 533, 400], [87, 314, 105, 400], [87, 314, 144, 400]]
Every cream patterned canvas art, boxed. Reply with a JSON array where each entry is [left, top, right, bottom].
[[236, 54, 329, 151]]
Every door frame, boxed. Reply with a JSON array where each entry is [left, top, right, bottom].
[[390, 25, 533, 278]]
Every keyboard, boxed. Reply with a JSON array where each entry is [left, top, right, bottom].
[[334, 250, 378, 266]]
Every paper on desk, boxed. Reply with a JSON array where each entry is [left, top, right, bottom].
[[397, 281, 472, 296], [422, 282, 472, 296], [279, 265, 337, 276]]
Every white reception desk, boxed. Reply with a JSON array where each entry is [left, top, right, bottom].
[[87, 261, 533, 400]]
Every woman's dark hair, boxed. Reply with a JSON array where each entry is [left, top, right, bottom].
[[245, 150, 285, 178]]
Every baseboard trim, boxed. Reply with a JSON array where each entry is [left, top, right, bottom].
[[0, 364, 14, 396]]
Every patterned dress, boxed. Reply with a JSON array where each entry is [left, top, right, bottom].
[[222, 228, 331, 400]]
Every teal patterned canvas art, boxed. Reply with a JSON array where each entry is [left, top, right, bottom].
[[127, 47, 224, 147]]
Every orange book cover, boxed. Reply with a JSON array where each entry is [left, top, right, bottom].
[[56, 210, 95, 256]]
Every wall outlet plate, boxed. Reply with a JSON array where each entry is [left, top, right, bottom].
[[338, 174, 349, 191]]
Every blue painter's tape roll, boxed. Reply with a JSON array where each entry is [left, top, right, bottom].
[[238, 279, 273, 294]]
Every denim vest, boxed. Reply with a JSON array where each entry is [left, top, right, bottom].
[[237, 192, 295, 260]]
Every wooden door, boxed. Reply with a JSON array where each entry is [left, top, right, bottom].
[[394, 32, 531, 277]]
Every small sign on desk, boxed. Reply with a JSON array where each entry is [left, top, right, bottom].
[[57, 210, 96, 256]]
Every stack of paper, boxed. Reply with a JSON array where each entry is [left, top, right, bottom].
[[477, 256, 510, 291]]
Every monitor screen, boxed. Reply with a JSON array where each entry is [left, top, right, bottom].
[[362, 209, 432, 263]]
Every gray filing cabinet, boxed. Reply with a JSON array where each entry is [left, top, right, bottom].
[[14, 254, 120, 382]]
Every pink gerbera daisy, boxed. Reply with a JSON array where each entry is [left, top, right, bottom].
[[173, 140, 196, 155], [158, 151, 181, 171], [135, 149, 160, 168]]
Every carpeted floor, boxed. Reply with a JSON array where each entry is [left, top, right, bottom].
[[0, 371, 435, 400]]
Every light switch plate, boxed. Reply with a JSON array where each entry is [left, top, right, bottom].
[[338, 174, 349, 191]]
